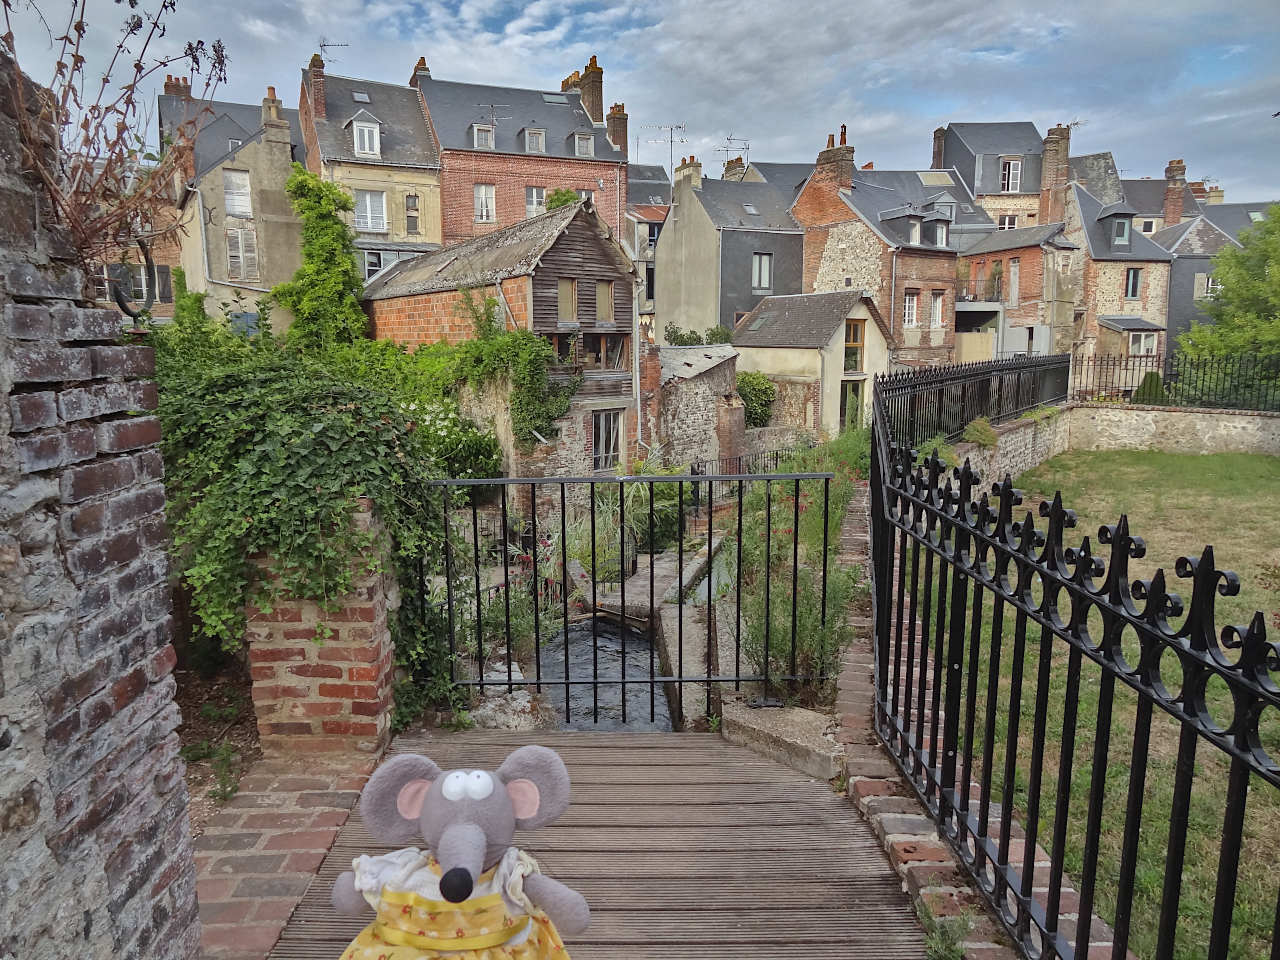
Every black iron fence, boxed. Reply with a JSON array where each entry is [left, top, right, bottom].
[[419, 472, 836, 728], [869, 365, 1276, 959], [688, 442, 814, 511], [878, 354, 1070, 450], [1072, 353, 1280, 412]]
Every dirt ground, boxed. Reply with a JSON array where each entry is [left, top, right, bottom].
[[174, 664, 261, 837]]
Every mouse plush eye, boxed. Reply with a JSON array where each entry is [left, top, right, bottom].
[[440, 771, 468, 802], [465, 771, 494, 800]]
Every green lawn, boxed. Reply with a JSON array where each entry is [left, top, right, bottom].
[[901, 451, 1279, 959]]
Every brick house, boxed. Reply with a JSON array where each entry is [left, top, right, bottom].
[[298, 55, 444, 281], [362, 200, 641, 478], [793, 128, 997, 365], [414, 55, 629, 245]]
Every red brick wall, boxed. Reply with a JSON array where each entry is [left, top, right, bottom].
[[440, 149, 626, 244], [960, 244, 1046, 327], [297, 78, 322, 175], [893, 249, 956, 364], [367, 280, 538, 347]]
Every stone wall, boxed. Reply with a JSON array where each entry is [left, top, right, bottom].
[[0, 52, 197, 959], [953, 411, 1072, 482], [657, 357, 742, 467], [1068, 403, 1280, 456], [744, 425, 815, 456]]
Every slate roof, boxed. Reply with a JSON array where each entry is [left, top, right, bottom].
[[1071, 184, 1172, 262], [659, 345, 737, 384], [696, 179, 800, 231], [1121, 178, 1201, 218], [948, 122, 1044, 156], [628, 164, 671, 205], [842, 169, 994, 250], [733, 291, 869, 348], [302, 72, 440, 168], [363, 201, 629, 300], [961, 223, 1075, 256], [1200, 201, 1279, 241], [1148, 218, 1198, 252], [156, 94, 305, 177], [1099, 315, 1163, 332], [745, 162, 814, 192], [1068, 153, 1125, 205], [416, 76, 624, 163]]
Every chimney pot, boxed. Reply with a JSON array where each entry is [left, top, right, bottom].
[[826, 133, 835, 149], [931, 126, 947, 169], [267, 85, 277, 99], [839, 123, 847, 146], [862, 161, 874, 169]]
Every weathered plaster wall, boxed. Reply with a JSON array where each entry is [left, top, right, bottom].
[[330, 161, 443, 246], [0, 52, 197, 960], [653, 179, 720, 339]]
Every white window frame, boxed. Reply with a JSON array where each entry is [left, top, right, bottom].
[[1141, 219, 1155, 234], [525, 129, 545, 153], [354, 189, 387, 232], [1129, 331, 1158, 356], [405, 194, 419, 234], [998, 215, 1017, 230], [365, 251, 383, 281], [751, 252, 773, 292], [1001, 158, 1022, 193], [575, 133, 594, 157], [223, 169, 252, 218], [228, 138, 242, 152], [903, 291, 919, 327], [525, 186, 546, 219], [592, 409, 621, 472], [353, 121, 380, 158], [576, 189, 594, 202], [474, 183, 496, 223], [473, 124, 494, 150], [929, 290, 944, 328], [1205, 274, 1223, 298], [128, 263, 148, 302], [1124, 267, 1142, 299], [934, 222, 948, 246], [225, 226, 259, 281], [909, 220, 921, 244]]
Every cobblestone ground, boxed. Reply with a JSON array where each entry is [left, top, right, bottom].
[[193, 755, 377, 960]]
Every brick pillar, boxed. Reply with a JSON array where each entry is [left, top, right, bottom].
[[246, 500, 396, 756]]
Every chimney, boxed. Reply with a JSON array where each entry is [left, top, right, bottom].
[[163, 74, 190, 98], [262, 85, 290, 146], [408, 56, 431, 88], [308, 53, 326, 119], [561, 69, 581, 93], [1163, 158, 1187, 226], [675, 155, 702, 192], [1038, 122, 1071, 223], [1206, 185, 1225, 205], [1188, 180, 1207, 204], [931, 126, 947, 169], [579, 55, 604, 124], [813, 130, 855, 189], [723, 155, 745, 180], [861, 161, 874, 170], [606, 102, 628, 156]]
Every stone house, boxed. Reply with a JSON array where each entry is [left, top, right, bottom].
[[793, 129, 996, 365], [167, 86, 305, 332], [414, 55, 629, 245], [732, 290, 889, 435], [648, 344, 744, 467], [654, 155, 803, 341], [956, 223, 1079, 359], [298, 55, 444, 281], [625, 163, 670, 337], [361, 200, 640, 478], [1152, 200, 1277, 348]]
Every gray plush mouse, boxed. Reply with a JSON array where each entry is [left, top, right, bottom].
[[330, 744, 589, 959]]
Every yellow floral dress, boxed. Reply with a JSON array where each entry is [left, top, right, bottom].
[[340, 847, 572, 959]]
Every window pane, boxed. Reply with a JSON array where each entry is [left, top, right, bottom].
[[525, 186, 545, 219], [355, 190, 386, 230], [596, 281, 613, 323], [904, 292, 918, 326], [558, 279, 576, 321], [645, 263, 655, 299], [592, 411, 620, 471], [474, 185, 494, 222], [224, 170, 251, 217], [844, 346, 861, 371]]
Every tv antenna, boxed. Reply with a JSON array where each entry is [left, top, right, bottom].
[[317, 37, 349, 61], [476, 103, 512, 129], [714, 133, 752, 178], [1067, 116, 1088, 131], [642, 121, 688, 178]]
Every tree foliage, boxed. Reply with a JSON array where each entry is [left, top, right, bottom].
[[737, 371, 776, 428], [1180, 205, 1280, 362], [545, 188, 580, 211], [274, 164, 370, 349]]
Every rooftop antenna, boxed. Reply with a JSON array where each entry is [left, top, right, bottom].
[[713, 134, 752, 178], [317, 37, 349, 62], [642, 121, 688, 179], [476, 102, 512, 129]]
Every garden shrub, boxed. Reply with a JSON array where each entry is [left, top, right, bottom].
[[1131, 371, 1168, 405], [737, 371, 776, 428], [545, 188, 579, 210], [664, 323, 704, 346], [962, 416, 998, 448]]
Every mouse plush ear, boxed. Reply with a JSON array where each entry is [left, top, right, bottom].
[[361, 754, 443, 844], [496, 745, 571, 830]]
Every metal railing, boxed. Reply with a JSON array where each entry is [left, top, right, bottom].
[[878, 354, 1070, 449], [868, 366, 1276, 959], [688, 443, 814, 511], [1072, 353, 1280, 412], [420, 472, 835, 727]]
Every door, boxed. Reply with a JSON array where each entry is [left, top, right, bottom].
[[840, 379, 863, 431]]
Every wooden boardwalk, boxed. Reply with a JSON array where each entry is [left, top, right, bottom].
[[269, 730, 926, 959]]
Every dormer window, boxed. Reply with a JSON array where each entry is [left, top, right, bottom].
[[525, 129, 545, 153], [575, 133, 594, 157], [354, 121, 380, 158], [474, 124, 494, 150], [909, 220, 921, 245], [934, 223, 948, 246], [1113, 218, 1130, 244], [936, 202, 954, 218], [1001, 158, 1022, 193]]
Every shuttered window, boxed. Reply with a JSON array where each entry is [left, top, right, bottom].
[[226, 227, 259, 281], [596, 281, 613, 323], [224, 170, 251, 217], [558, 279, 577, 322]]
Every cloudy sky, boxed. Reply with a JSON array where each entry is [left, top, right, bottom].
[[9, 0, 1280, 199]]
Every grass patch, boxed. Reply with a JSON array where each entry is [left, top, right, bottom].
[[896, 450, 1279, 959]]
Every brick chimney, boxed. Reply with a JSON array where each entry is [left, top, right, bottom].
[[1205, 185, 1225, 204], [262, 85, 291, 146], [1188, 180, 1207, 204], [861, 161, 874, 170], [932, 126, 946, 169], [1163, 158, 1187, 226], [723, 155, 745, 180], [675, 155, 702, 192], [308, 53, 326, 119], [1038, 122, 1071, 223], [813, 128, 855, 189], [579, 55, 604, 124], [561, 69, 581, 93], [408, 56, 431, 88], [606, 102, 627, 155], [163, 74, 190, 98]]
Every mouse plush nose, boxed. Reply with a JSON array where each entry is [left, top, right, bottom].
[[440, 867, 474, 903]]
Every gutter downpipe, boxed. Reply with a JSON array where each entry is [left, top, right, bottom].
[[889, 246, 899, 338], [193, 185, 273, 294]]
